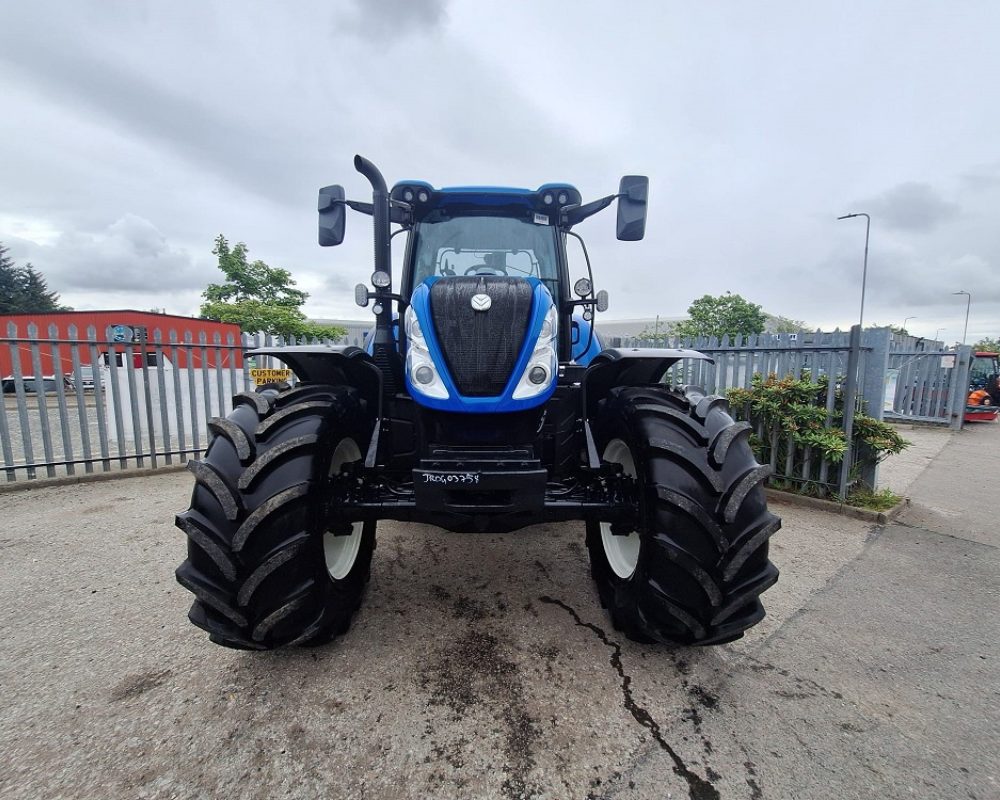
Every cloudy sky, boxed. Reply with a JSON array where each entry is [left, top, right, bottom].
[[2, 0, 998, 343]]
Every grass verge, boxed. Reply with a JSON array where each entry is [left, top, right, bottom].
[[843, 486, 903, 512]]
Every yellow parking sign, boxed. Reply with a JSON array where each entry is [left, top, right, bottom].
[[249, 368, 294, 386]]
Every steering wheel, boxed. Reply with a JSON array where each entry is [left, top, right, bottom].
[[464, 265, 507, 276]]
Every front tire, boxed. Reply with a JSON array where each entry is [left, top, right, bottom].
[[586, 384, 780, 645], [175, 384, 375, 650]]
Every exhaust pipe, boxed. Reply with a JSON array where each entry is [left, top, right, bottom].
[[354, 155, 399, 391], [354, 155, 390, 280]]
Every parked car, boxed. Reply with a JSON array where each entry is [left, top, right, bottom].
[[65, 365, 104, 392], [1, 375, 74, 394]]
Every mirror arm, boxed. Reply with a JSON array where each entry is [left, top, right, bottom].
[[345, 199, 373, 214], [388, 198, 414, 226], [338, 199, 412, 226], [560, 193, 618, 227]]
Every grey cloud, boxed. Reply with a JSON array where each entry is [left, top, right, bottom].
[[7, 215, 205, 295], [338, 0, 448, 41], [2, 1, 1000, 340], [0, 0, 570, 216], [0, 40, 323, 207], [863, 182, 959, 232], [861, 245, 1000, 307], [960, 163, 1000, 192], [322, 273, 355, 294]]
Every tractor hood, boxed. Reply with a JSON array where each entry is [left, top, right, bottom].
[[403, 276, 557, 413]]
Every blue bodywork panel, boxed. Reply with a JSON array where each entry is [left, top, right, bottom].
[[571, 314, 603, 365], [406, 276, 556, 413]]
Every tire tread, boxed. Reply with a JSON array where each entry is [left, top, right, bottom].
[[586, 383, 780, 646], [175, 384, 373, 650]]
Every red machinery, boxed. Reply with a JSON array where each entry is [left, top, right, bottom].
[[966, 351, 1000, 422]]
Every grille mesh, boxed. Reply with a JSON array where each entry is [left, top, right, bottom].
[[429, 277, 533, 397]]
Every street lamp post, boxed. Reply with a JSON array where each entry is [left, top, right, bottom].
[[952, 291, 971, 344], [902, 315, 916, 334], [934, 328, 945, 343], [835, 213, 872, 499], [837, 212, 871, 328]]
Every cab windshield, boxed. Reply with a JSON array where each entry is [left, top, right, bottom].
[[409, 216, 559, 294], [970, 355, 998, 385]]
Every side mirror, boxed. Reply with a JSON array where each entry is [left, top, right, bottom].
[[596, 290, 609, 313], [318, 185, 346, 246], [616, 175, 648, 241]]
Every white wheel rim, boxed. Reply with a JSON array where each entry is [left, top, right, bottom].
[[323, 437, 363, 581], [600, 438, 641, 579]]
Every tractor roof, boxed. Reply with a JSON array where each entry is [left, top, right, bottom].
[[390, 180, 582, 222]]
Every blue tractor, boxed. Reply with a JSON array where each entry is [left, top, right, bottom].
[[175, 156, 781, 650]]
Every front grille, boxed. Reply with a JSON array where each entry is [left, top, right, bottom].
[[429, 277, 533, 397]]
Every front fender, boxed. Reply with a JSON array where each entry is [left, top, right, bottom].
[[248, 344, 382, 412], [582, 347, 714, 417]]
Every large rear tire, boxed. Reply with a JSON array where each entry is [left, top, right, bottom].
[[175, 384, 374, 650], [586, 384, 780, 645]]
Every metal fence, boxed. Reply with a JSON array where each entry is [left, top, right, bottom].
[[0, 324, 332, 482], [617, 327, 888, 496], [2, 323, 970, 489], [612, 328, 973, 495], [884, 345, 972, 427]]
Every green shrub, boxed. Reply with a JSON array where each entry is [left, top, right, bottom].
[[726, 373, 909, 498]]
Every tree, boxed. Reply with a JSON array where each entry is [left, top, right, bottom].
[[637, 316, 677, 344], [0, 245, 17, 311], [200, 235, 346, 340], [0, 242, 69, 313], [671, 292, 768, 340], [973, 336, 1000, 352], [771, 315, 807, 334]]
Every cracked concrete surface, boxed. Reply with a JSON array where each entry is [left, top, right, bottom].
[[1, 423, 998, 799]]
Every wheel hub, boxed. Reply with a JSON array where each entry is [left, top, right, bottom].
[[600, 438, 640, 579], [324, 438, 364, 580]]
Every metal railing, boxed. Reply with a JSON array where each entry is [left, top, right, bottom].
[[1, 323, 336, 482], [884, 347, 972, 427], [2, 323, 966, 487], [618, 328, 879, 496], [616, 327, 971, 494]]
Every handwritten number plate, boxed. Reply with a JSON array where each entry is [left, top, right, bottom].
[[421, 472, 480, 485]]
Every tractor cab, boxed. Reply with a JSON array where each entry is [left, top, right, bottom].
[[331, 171, 645, 416], [966, 351, 1000, 422], [394, 183, 576, 295], [392, 182, 580, 414], [969, 351, 1000, 391]]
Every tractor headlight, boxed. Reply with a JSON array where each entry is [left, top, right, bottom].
[[512, 304, 558, 400], [405, 306, 449, 399]]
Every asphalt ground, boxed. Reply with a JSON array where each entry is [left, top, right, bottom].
[[1, 423, 997, 799]]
